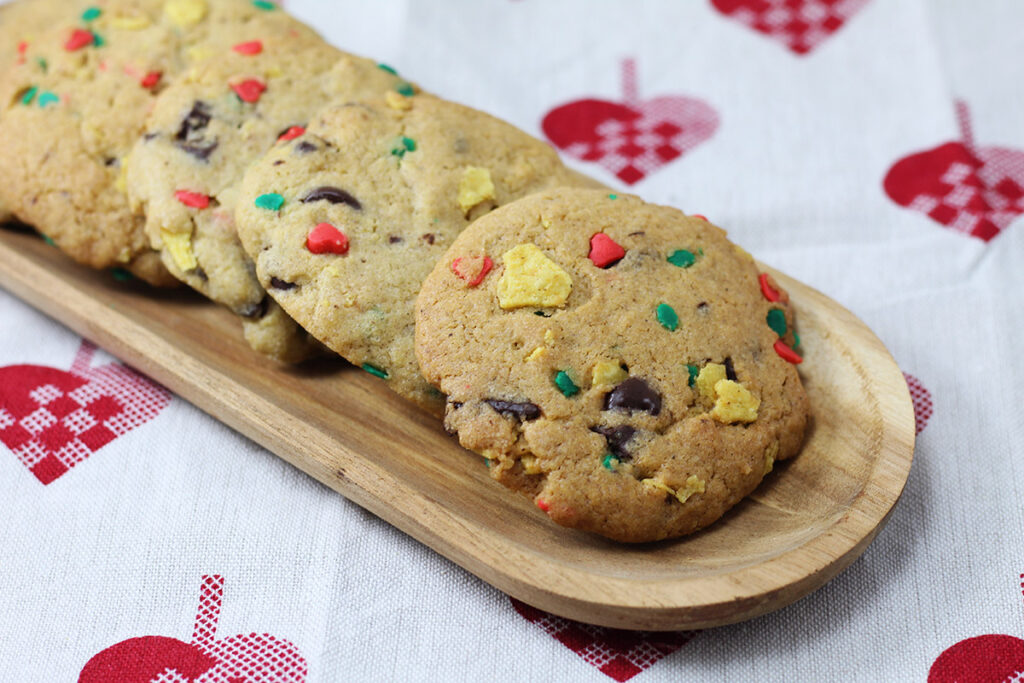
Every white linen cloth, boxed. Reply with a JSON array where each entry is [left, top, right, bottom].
[[1, 0, 1022, 680]]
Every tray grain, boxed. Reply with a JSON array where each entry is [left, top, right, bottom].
[[0, 227, 915, 630]]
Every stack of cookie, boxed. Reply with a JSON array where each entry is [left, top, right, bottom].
[[0, 0, 809, 542]]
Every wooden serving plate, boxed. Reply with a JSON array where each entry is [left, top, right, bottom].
[[0, 227, 915, 630]]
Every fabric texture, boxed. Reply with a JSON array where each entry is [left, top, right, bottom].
[[1, 0, 1022, 680]]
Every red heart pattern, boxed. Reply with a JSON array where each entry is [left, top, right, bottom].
[[903, 373, 933, 435], [542, 59, 718, 185], [928, 574, 1024, 682], [884, 101, 1024, 242], [710, 0, 872, 55], [79, 575, 308, 683], [511, 598, 696, 681], [0, 340, 171, 484]]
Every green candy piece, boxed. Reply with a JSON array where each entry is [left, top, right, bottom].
[[686, 364, 699, 387], [111, 268, 133, 282], [766, 309, 787, 337], [395, 82, 414, 97], [362, 363, 388, 379], [554, 370, 579, 397], [667, 249, 695, 268], [41, 234, 55, 246], [602, 454, 619, 471], [377, 63, 397, 75], [656, 303, 678, 331], [91, 32, 104, 47], [36, 57, 48, 73], [607, 193, 618, 200], [390, 136, 417, 158], [82, 7, 102, 21], [37, 92, 59, 108], [254, 193, 284, 211], [21, 87, 38, 105], [252, 0, 277, 10], [793, 333, 801, 349]]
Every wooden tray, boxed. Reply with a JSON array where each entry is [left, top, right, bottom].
[[0, 227, 915, 630]]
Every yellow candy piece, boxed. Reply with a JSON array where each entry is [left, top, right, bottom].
[[764, 440, 779, 475], [457, 167, 495, 214], [521, 454, 542, 475], [525, 346, 547, 362], [497, 244, 572, 310], [186, 44, 215, 63], [592, 360, 628, 387], [111, 15, 151, 30], [164, 0, 207, 28], [641, 478, 675, 497], [711, 379, 760, 424], [695, 363, 726, 401], [676, 475, 706, 504], [385, 90, 412, 111], [160, 229, 197, 271]]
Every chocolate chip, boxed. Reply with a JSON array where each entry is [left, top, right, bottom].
[[176, 140, 218, 161], [143, 132, 159, 142], [103, 157, 117, 167], [697, 302, 709, 314], [591, 425, 636, 459], [176, 101, 212, 140], [388, 235, 404, 244], [628, 231, 645, 237], [485, 399, 541, 421], [272, 160, 285, 166], [194, 267, 208, 281], [269, 276, 297, 290], [295, 141, 317, 154], [421, 233, 435, 245], [724, 357, 737, 381], [449, 401, 464, 410], [604, 378, 661, 415], [240, 296, 269, 319], [301, 186, 361, 210]]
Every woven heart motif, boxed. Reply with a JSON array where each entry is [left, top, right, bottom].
[[542, 59, 718, 185], [710, 0, 872, 55], [80, 575, 308, 682], [511, 598, 696, 681], [0, 340, 171, 484], [903, 373, 932, 435]]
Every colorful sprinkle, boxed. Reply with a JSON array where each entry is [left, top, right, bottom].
[[21, 87, 38, 105], [395, 82, 414, 97], [686, 364, 699, 387], [766, 309, 787, 337], [554, 371, 579, 397], [37, 92, 59, 108], [252, 0, 277, 9], [82, 7, 102, 21], [278, 125, 305, 141], [65, 28, 95, 51], [656, 303, 678, 331], [773, 339, 803, 364], [377, 63, 397, 74], [588, 233, 626, 268], [139, 71, 162, 89], [759, 273, 782, 302], [254, 192, 284, 211], [390, 136, 417, 158], [362, 363, 388, 379], [451, 255, 493, 287], [306, 223, 349, 255], [667, 249, 695, 268], [602, 454, 619, 471], [175, 190, 210, 209], [231, 78, 266, 103], [536, 499, 550, 512], [232, 40, 263, 56]]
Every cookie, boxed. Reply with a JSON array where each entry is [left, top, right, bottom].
[[414, 188, 809, 542], [126, 38, 411, 361], [236, 94, 601, 411], [0, 0, 316, 285]]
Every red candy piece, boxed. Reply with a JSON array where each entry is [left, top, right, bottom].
[[451, 255, 493, 287], [692, 214, 708, 221], [306, 223, 349, 255], [140, 71, 162, 89], [536, 499, 550, 513], [278, 125, 305, 142], [588, 233, 626, 268], [773, 339, 803, 364], [761, 272, 782, 301], [230, 78, 266, 103], [65, 28, 95, 52], [17, 41, 28, 63], [174, 190, 210, 209], [232, 40, 263, 56]]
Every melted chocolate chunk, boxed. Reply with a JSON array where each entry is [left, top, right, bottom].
[[177, 140, 218, 161], [421, 233, 435, 245], [240, 296, 269, 319], [485, 399, 541, 421], [301, 186, 361, 210], [272, 160, 285, 166], [295, 141, 317, 154], [176, 101, 212, 140], [724, 357, 737, 381], [269, 276, 297, 290], [604, 378, 661, 415], [388, 235, 404, 244], [591, 425, 637, 459]]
